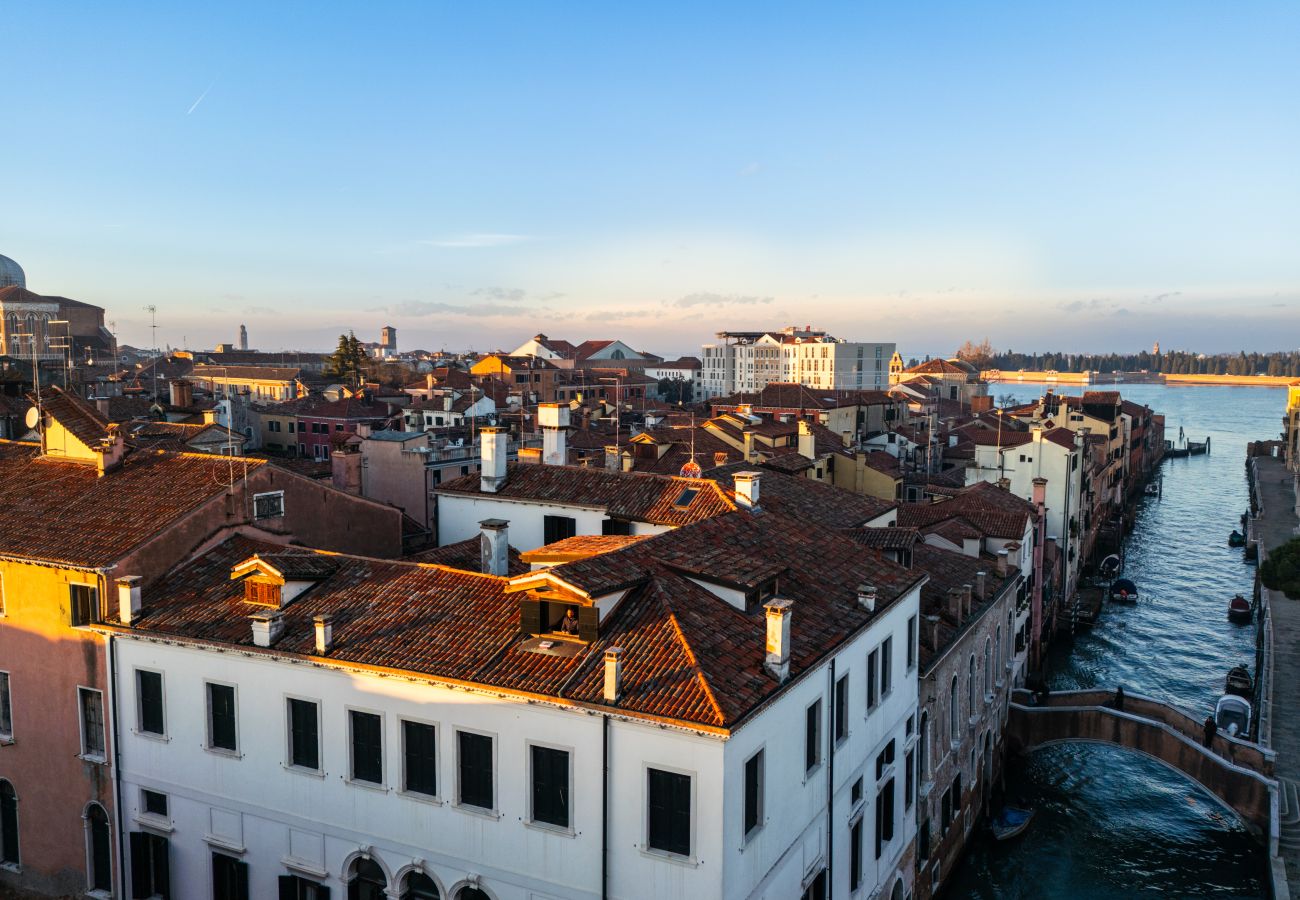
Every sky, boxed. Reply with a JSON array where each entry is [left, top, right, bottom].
[[2, 1, 1297, 359]]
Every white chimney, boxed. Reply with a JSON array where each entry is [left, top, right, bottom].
[[250, 611, 284, 648], [996, 550, 1009, 576], [798, 420, 815, 459], [479, 518, 510, 575], [857, 583, 877, 612], [538, 403, 570, 466], [603, 647, 623, 704], [313, 615, 333, 654], [480, 427, 508, 493], [764, 599, 793, 682], [974, 571, 987, 600], [116, 576, 142, 625], [734, 471, 762, 511]]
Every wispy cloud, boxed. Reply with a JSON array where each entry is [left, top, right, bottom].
[[471, 286, 527, 302], [739, 161, 762, 177], [421, 233, 535, 249], [187, 82, 214, 115], [672, 292, 774, 309], [371, 300, 532, 318]]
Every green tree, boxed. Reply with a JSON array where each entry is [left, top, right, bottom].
[[326, 331, 367, 383], [1262, 537, 1300, 600], [658, 377, 693, 404]]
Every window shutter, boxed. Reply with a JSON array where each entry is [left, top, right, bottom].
[[155, 835, 171, 900], [317, 886, 331, 899], [278, 876, 297, 900], [130, 832, 150, 899], [235, 861, 249, 900], [578, 606, 598, 643], [520, 600, 542, 636]]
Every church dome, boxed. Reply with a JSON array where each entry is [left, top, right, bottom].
[[0, 254, 25, 289]]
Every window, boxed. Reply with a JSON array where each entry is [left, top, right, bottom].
[[401, 872, 440, 900], [350, 710, 383, 785], [875, 778, 895, 858], [287, 698, 320, 770], [288, 421, 296, 433], [207, 683, 237, 752], [968, 655, 976, 717], [0, 672, 11, 739], [805, 699, 822, 773], [348, 858, 387, 900], [79, 688, 105, 760], [0, 780, 17, 866], [851, 776, 863, 807], [905, 748, 916, 810], [212, 851, 249, 900], [70, 583, 100, 626], [984, 639, 993, 696], [279, 874, 327, 899], [142, 789, 168, 818], [743, 749, 764, 837], [834, 674, 850, 743], [647, 767, 691, 857], [543, 515, 576, 545], [137, 669, 165, 736], [906, 616, 917, 669], [402, 720, 438, 797], [849, 817, 863, 891], [530, 744, 570, 829], [253, 490, 285, 520], [880, 637, 893, 698], [866, 647, 880, 709], [129, 831, 170, 899], [86, 803, 112, 891], [457, 730, 494, 811], [949, 675, 960, 743], [876, 740, 895, 780], [601, 518, 633, 536]]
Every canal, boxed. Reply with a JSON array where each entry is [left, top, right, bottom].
[[948, 383, 1286, 899]]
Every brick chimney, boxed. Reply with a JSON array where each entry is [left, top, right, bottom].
[[313, 615, 334, 654], [604, 445, 620, 473], [764, 599, 793, 682], [331, 449, 362, 495], [479, 519, 510, 575], [922, 614, 942, 650], [95, 425, 126, 477], [169, 379, 193, 408], [734, 471, 762, 511], [974, 571, 987, 601], [539, 403, 570, 465], [603, 647, 623, 704], [946, 587, 964, 626], [961, 584, 973, 618], [1032, 476, 1047, 509], [116, 576, 142, 625], [480, 427, 508, 493], [996, 550, 1009, 576], [713, 451, 729, 468]]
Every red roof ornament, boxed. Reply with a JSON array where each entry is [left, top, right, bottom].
[[679, 459, 702, 479]]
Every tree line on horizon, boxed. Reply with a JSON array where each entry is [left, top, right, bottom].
[[950, 339, 1300, 377]]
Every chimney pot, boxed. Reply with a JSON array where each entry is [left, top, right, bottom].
[[539, 403, 570, 465], [734, 471, 762, 511], [764, 599, 793, 682], [857, 583, 878, 612], [250, 611, 284, 648], [603, 647, 623, 704], [479, 518, 510, 575], [313, 615, 334, 654], [116, 576, 142, 625]]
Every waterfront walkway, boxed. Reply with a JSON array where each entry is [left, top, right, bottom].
[[1251, 456, 1300, 893]]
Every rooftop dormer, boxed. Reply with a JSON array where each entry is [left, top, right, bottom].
[[230, 553, 339, 608]]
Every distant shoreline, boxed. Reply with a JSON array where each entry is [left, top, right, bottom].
[[982, 371, 1297, 388]]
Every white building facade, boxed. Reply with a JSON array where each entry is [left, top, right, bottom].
[[699, 328, 895, 400]]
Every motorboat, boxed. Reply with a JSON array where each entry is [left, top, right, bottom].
[[1145, 483, 1160, 497], [1228, 595, 1252, 624], [990, 806, 1035, 841], [1099, 554, 1122, 578], [1215, 694, 1251, 739], [1109, 578, 1138, 603], [1225, 665, 1253, 698], [1229, 530, 1246, 548]]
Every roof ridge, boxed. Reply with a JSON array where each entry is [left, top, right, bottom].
[[661, 600, 728, 726]]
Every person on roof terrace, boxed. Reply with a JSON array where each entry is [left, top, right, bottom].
[[560, 608, 581, 636]]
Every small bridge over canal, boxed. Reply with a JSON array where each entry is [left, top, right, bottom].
[[1008, 689, 1279, 840]]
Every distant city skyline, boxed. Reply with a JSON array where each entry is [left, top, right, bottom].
[[3, 2, 1296, 358]]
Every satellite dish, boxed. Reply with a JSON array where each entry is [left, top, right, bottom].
[[25, 406, 40, 430]]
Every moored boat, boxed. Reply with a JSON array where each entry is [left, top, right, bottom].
[[1229, 530, 1246, 548], [1099, 554, 1122, 578], [1215, 694, 1251, 739], [1109, 577, 1138, 603], [1225, 665, 1253, 698], [1228, 595, 1252, 624], [991, 806, 1035, 841]]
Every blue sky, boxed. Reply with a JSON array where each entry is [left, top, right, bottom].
[[2, 1, 1296, 358]]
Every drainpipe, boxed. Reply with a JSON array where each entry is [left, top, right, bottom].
[[602, 713, 609, 900], [108, 631, 127, 900], [826, 656, 835, 899]]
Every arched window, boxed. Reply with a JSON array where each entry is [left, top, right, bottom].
[[402, 872, 440, 900], [85, 803, 111, 891], [968, 655, 976, 716], [983, 639, 992, 696], [0, 779, 18, 865], [994, 626, 1002, 675], [457, 888, 490, 900], [949, 675, 960, 743], [1007, 610, 1014, 661], [348, 858, 387, 900], [918, 711, 930, 779]]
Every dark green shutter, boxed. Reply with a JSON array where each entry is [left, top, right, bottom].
[[279, 876, 296, 900], [578, 606, 599, 642], [520, 600, 542, 636], [235, 860, 249, 900], [154, 835, 171, 900], [131, 832, 150, 898]]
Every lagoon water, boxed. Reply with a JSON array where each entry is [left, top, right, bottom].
[[948, 384, 1286, 899]]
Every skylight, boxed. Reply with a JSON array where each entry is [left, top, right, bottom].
[[674, 487, 699, 508]]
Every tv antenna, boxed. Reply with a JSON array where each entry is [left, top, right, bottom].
[[144, 305, 159, 400]]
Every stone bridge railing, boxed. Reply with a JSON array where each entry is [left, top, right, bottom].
[[1009, 689, 1278, 835]]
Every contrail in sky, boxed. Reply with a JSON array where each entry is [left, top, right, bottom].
[[187, 82, 214, 115]]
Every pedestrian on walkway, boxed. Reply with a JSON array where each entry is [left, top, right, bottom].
[[1203, 715, 1217, 748]]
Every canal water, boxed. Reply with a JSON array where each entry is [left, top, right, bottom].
[[948, 383, 1288, 900]]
